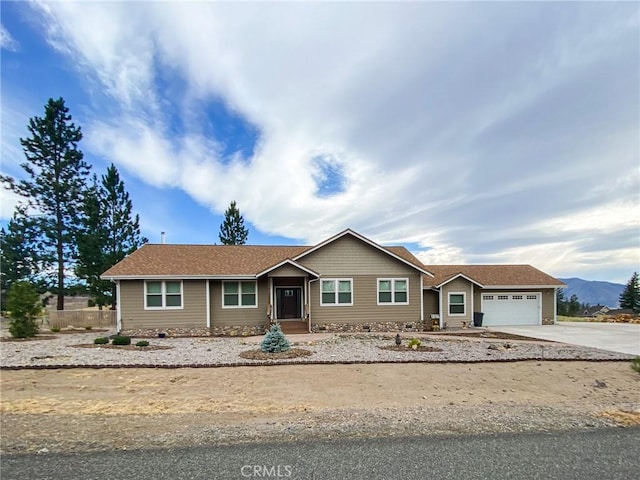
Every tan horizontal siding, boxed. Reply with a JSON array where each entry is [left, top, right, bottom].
[[299, 235, 417, 276], [120, 280, 207, 330], [210, 278, 269, 327], [310, 274, 421, 325], [540, 289, 555, 321], [268, 264, 308, 277]]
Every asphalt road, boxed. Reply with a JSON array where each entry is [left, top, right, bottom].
[[2, 427, 639, 480]]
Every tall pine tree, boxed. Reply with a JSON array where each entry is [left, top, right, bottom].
[[1, 98, 90, 310], [75, 164, 148, 308], [619, 272, 640, 313], [218, 200, 249, 245]]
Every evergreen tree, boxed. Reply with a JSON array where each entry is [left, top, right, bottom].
[[1, 98, 90, 310], [218, 200, 249, 245], [260, 323, 291, 353], [0, 207, 43, 309], [6, 281, 41, 338], [567, 294, 581, 317], [76, 164, 148, 309], [619, 272, 640, 313], [556, 288, 568, 316]]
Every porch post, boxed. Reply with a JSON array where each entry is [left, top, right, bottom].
[[305, 277, 311, 332], [205, 279, 211, 328], [269, 277, 274, 321]]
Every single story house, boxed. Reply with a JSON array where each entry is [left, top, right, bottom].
[[581, 305, 611, 317], [101, 229, 565, 336]]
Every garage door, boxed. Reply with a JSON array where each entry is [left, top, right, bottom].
[[481, 293, 541, 326]]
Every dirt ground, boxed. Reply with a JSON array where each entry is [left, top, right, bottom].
[[1, 361, 639, 453]]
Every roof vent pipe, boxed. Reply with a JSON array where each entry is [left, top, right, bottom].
[[161, 232, 166, 244]]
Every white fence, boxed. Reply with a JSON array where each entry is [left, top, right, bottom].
[[46, 310, 117, 328]]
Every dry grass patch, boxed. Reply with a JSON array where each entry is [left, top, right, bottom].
[[597, 409, 640, 426]]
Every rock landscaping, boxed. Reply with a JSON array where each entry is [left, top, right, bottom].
[[0, 330, 634, 369]]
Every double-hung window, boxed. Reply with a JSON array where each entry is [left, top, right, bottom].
[[378, 278, 408, 304], [448, 293, 465, 315], [320, 279, 353, 306], [145, 281, 183, 309], [223, 281, 257, 308]]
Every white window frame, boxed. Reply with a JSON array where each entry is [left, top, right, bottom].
[[377, 278, 409, 305], [320, 278, 353, 306], [222, 281, 258, 309], [144, 280, 184, 310], [448, 292, 466, 316]]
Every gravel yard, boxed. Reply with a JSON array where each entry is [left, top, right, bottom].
[[1, 331, 638, 455], [0, 330, 634, 369]]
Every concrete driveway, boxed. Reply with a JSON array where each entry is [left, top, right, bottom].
[[490, 322, 640, 356]]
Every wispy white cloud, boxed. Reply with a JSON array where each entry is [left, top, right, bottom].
[[23, 1, 640, 280], [0, 24, 18, 51]]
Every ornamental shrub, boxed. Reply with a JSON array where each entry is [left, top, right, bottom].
[[135, 340, 150, 347], [260, 323, 290, 353], [50, 325, 61, 333], [632, 357, 640, 375], [94, 337, 109, 345], [111, 335, 131, 346], [408, 338, 422, 349]]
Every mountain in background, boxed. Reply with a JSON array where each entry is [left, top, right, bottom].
[[558, 278, 624, 308]]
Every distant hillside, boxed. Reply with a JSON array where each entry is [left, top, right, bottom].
[[558, 278, 624, 308]]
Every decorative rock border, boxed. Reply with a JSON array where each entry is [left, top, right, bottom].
[[0, 356, 634, 371]]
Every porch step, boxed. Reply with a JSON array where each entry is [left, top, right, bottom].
[[279, 321, 309, 335]]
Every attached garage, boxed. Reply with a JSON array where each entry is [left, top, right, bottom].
[[481, 292, 542, 326]]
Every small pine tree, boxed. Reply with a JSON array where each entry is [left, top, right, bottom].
[[619, 272, 640, 313], [567, 294, 581, 317], [7, 281, 41, 338], [556, 288, 567, 316], [260, 323, 291, 353], [218, 200, 249, 245]]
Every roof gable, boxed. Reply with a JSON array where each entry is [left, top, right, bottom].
[[435, 272, 484, 288], [256, 259, 320, 278], [294, 229, 430, 275]]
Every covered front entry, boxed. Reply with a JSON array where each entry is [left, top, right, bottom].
[[275, 287, 302, 320], [260, 259, 320, 334]]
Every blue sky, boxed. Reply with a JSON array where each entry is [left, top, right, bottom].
[[1, 2, 638, 283]]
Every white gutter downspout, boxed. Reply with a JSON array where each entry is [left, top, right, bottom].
[[205, 279, 211, 329], [471, 284, 474, 325], [420, 275, 424, 324], [115, 280, 122, 333], [438, 288, 443, 329]]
